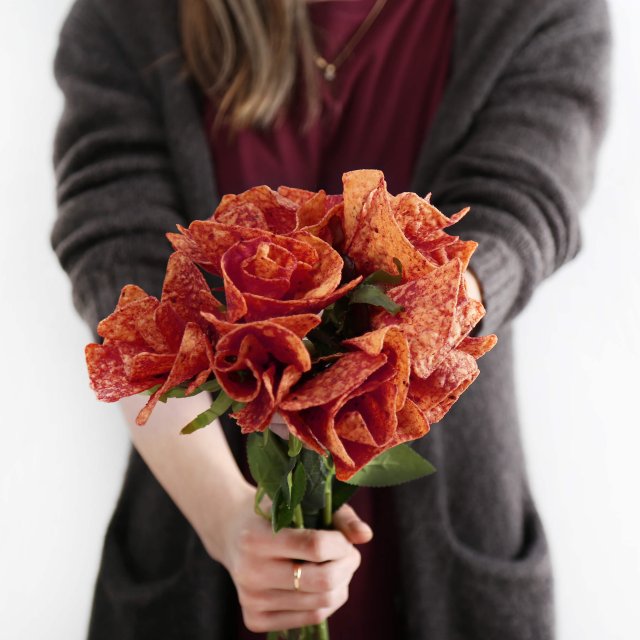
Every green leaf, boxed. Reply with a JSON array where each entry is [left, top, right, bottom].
[[281, 470, 293, 507], [230, 400, 246, 413], [160, 378, 221, 402], [179, 407, 218, 435], [288, 434, 303, 457], [300, 449, 329, 515], [253, 486, 269, 521], [247, 432, 295, 500], [348, 284, 404, 315], [290, 462, 307, 510], [179, 389, 234, 435], [344, 444, 436, 487], [271, 486, 295, 533], [363, 257, 404, 286], [323, 297, 349, 332], [302, 338, 317, 358], [331, 479, 358, 512], [140, 384, 161, 396]]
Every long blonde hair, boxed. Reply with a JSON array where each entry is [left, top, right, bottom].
[[181, 0, 320, 131]]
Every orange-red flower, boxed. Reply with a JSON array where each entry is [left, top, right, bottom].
[[168, 221, 361, 322], [203, 314, 321, 433], [371, 258, 497, 423], [85, 252, 221, 425], [279, 326, 430, 481], [342, 170, 477, 279]]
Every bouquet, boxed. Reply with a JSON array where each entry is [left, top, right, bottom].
[[85, 169, 496, 639]]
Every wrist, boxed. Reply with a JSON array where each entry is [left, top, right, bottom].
[[195, 479, 256, 566]]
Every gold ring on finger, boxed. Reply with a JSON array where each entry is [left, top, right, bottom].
[[292, 562, 303, 591]]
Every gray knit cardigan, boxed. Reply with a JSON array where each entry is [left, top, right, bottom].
[[51, 1, 611, 638]]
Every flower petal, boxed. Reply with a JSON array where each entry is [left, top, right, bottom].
[[214, 186, 298, 234], [373, 260, 463, 379], [345, 175, 434, 279], [167, 221, 271, 274], [281, 351, 387, 411], [161, 252, 222, 328], [85, 343, 159, 403], [136, 323, 213, 425]]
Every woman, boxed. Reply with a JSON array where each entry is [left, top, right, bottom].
[[51, 0, 610, 638]]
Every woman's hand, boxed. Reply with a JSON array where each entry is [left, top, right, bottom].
[[465, 268, 483, 304], [215, 492, 373, 633]]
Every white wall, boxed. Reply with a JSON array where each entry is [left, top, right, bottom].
[[0, 1, 638, 638]]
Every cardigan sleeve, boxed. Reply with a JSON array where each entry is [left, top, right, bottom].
[[51, 0, 184, 334], [431, 0, 611, 335]]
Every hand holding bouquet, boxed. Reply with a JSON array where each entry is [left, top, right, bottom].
[[85, 169, 496, 639]]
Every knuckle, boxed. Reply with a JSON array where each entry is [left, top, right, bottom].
[[317, 591, 334, 609], [233, 560, 252, 587], [237, 526, 257, 551], [305, 609, 327, 626], [238, 589, 263, 611], [314, 568, 334, 592], [304, 531, 326, 561]]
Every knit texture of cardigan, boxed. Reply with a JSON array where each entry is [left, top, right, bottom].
[[51, 1, 611, 638]]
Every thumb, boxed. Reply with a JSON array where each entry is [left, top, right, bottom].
[[332, 503, 373, 545]]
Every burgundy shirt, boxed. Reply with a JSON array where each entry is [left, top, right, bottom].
[[205, 1, 455, 637]]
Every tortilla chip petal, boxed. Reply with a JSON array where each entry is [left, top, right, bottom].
[[85, 343, 158, 402], [136, 322, 213, 425], [347, 179, 434, 280], [281, 351, 387, 411], [116, 285, 149, 309], [458, 334, 498, 359], [214, 186, 298, 235], [342, 326, 410, 411], [167, 221, 271, 274], [214, 202, 269, 230], [408, 349, 478, 421], [97, 296, 159, 343], [342, 169, 385, 249], [336, 379, 398, 447], [232, 366, 277, 433], [279, 409, 327, 455], [161, 252, 222, 328], [242, 276, 361, 321], [126, 352, 176, 381], [373, 260, 463, 379], [202, 312, 320, 341]]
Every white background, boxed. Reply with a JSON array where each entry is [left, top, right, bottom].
[[1, 1, 638, 638]]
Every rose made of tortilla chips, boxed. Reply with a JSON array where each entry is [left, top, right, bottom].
[[85, 252, 222, 425], [212, 184, 343, 241], [371, 258, 497, 423], [202, 314, 321, 433], [342, 169, 477, 279], [168, 222, 361, 322], [278, 326, 431, 481]]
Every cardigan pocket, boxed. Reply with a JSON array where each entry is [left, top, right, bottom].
[[437, 484, 555, 640]]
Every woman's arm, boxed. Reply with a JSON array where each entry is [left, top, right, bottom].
[[427, 0, 611, 334], [51, 0, 183, 331], [119, 394, 252, 563]]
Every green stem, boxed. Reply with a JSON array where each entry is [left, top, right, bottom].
[[317, 619, 330, 640], [293, 503, 304, 529], [322, 464, 334, 528]]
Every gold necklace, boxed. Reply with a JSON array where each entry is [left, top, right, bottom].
[[314, 0, 388, 81]]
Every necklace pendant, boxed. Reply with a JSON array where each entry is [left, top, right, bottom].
[[324, 63, 336, 82]]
